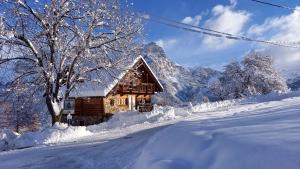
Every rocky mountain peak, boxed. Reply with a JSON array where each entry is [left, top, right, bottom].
[[144, 42, 167, 58], [142, 42, 220, 104]]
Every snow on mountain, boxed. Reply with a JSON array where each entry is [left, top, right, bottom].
[[280, 69, 300, 91], [288, 78, 300, 91], [143, 42, 220, 104]]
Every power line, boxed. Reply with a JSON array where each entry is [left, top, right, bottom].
[[249, 0, 300, 12], [150, 14, 232, 37], [140, 14, 300, 49]]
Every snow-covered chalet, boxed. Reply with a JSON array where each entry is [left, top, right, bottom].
[[66, 55, 164, 125]]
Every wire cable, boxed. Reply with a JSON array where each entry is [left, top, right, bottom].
[[249, 0, 300, 12], [140, 14, 300, 48]]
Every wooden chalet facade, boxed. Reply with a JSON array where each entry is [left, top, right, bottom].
[[64, 56, 163, 126]]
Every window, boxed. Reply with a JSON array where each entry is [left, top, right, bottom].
[[121, 98, 126, 105], [140, 99, 145, 104], [116, 98, 126, 105], [116, 99, 120, 105], [110, 99, 114, 106]]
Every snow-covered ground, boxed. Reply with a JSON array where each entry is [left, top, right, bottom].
[[0, 91, 300, 169], [0, 100, 236, 151], [136, 97, 300, 169]]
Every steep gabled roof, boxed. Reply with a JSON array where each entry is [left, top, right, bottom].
[[70, 55, 163, 97]]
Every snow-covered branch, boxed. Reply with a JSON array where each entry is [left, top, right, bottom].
[[209, 52, 288, 100], [0, 0, 143, 125]]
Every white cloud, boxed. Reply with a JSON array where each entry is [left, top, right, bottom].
[[248, 7, 300, 41], [229, 0, 238, 7], [155, 39, 178, 50], [247, 7, 300, 74], [202, 4, 251, 49], [152, 2, 251, 68], [181, 15, 202, 26]]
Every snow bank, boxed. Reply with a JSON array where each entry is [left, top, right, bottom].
[[0, 123, 92, 150], [88, 106, 179, 132], [240, 90, 300, 104], [192, 100, 235, 112], [0, 100, 234, 151], [0, 129, 19, 151], [88, 100, 236, 132], [42, 124, 92, 144]]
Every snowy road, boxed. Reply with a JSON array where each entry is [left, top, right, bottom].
[[0, 96, 300, 169], [0, 125, 169, 169]]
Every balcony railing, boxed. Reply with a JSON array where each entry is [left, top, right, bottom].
[[138, 103, 153, 112], [117, 83, 155, 94]]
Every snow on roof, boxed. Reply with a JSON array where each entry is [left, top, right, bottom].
[[139, 56, 164, 90], [70, 55, 163, 97]]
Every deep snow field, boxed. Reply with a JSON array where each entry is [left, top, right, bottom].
[[0, 91, 300, 169]]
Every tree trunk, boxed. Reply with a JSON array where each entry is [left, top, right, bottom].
[[46, 96, 60, 126], [51, 115, 61, 126]]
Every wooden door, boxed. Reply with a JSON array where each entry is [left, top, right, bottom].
[[128, 95, 136, 111]]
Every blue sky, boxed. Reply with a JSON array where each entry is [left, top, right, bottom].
[[129, 0, 300, 72]]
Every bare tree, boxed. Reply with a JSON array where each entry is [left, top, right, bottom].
[[209, 79, 225, 101], [0, 0, 143, 125]]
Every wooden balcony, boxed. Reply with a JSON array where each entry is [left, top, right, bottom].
[[138, 103, 153, 112], [117, 83, 155, 94]]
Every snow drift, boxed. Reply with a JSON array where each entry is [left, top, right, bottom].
[[0, 124, 92, 151]]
